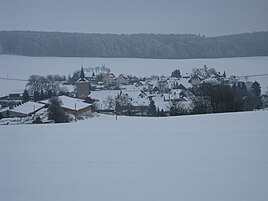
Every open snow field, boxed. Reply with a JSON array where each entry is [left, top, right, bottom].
[[1, 111, 268, 201], [1, 55, 268, 96]]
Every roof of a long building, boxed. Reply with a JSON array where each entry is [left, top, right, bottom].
[[0, 101, 45, 115], [40, 95, 92, 111]]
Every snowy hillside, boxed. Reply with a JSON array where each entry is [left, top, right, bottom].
[[1, 111, 268, 201]]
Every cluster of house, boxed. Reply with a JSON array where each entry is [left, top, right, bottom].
[[87, 65, 266, 115], [188, 65, 265, 96], [0, 65, 265, 124], [87, 66, 225, 115]]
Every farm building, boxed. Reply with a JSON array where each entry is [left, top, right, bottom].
[[40, 95, 92, 117], [0, 101, 45, 118]]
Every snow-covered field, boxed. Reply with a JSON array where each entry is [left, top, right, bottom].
[[0, 111, 268, 201], [1, 55, 268, 96]]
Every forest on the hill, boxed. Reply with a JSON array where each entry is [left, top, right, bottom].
[[0, 31, 268, 59]]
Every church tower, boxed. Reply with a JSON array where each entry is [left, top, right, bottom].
[[76, 67, 90, 99]]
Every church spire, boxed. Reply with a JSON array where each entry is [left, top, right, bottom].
[[77, 66, 88, 83], [80, 67, 85, 79]]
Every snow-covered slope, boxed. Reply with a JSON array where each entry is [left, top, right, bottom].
[[0, 111, 268, 201]]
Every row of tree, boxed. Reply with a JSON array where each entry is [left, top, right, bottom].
[[193, 82, 262, 114], [168, 81, 262, 116], [26, 74, 61, 95], [24, 74, 69, 101], [1, 31, 268, 59]]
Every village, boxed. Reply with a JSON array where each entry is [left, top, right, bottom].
[[0, 64, 267, 125]]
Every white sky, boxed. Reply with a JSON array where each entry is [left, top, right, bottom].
[[1, 0, 268, 36]]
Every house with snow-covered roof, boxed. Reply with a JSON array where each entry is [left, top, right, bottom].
[[192, 66, 209, 78], [202, 77, 221, 85], [116, 74, 130, 85], [103, 73, 116, 86], [228, 75, 239, 84], [40, 95, 92, 117], [189, 75, 204, 86]]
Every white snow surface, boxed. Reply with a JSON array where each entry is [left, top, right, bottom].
[[1, 55, 268, 96], [0, 111, 268, 201]]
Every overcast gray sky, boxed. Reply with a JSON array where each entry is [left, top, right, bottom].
[[1, 0, 268, 36]]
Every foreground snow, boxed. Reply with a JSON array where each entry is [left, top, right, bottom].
[[0, 111, 268, 201]]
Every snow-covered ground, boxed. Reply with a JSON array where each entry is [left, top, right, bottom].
[[0, 111, 268, 201], [1, 55, 268, 96]]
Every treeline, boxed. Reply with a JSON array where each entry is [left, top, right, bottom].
[[0, 31, 268, 59], [192, 82, 262, 114], [169, 81, 262, 116]]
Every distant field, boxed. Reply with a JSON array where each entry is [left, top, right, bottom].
[[0, 111, 268, 201], [1, 55, 268, 96]]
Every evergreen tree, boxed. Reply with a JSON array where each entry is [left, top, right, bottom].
[[33, 90, 40, 102], [148, 99, 156, 116], [46, 89, 53, 99], [251, 81, 261, 97], [22, 89, 30, 102], [160, 109, 165, 117], [40, 89, 45, 100], [157, 107, 160, 117], [48, 97, 70, 123], [223, 71, 226, 78], [171, 69, 181, 78], [249, 81, 262, 109]]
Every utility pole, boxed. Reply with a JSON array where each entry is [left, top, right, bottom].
[[33, 104, 35, 119], [115, 101, 118, 120], [75, 103, 77, 122]]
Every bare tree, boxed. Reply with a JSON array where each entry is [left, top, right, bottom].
[[27, 75, 48, 95], [116, 92, 131, 106], [102, 95, 116, 110]]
